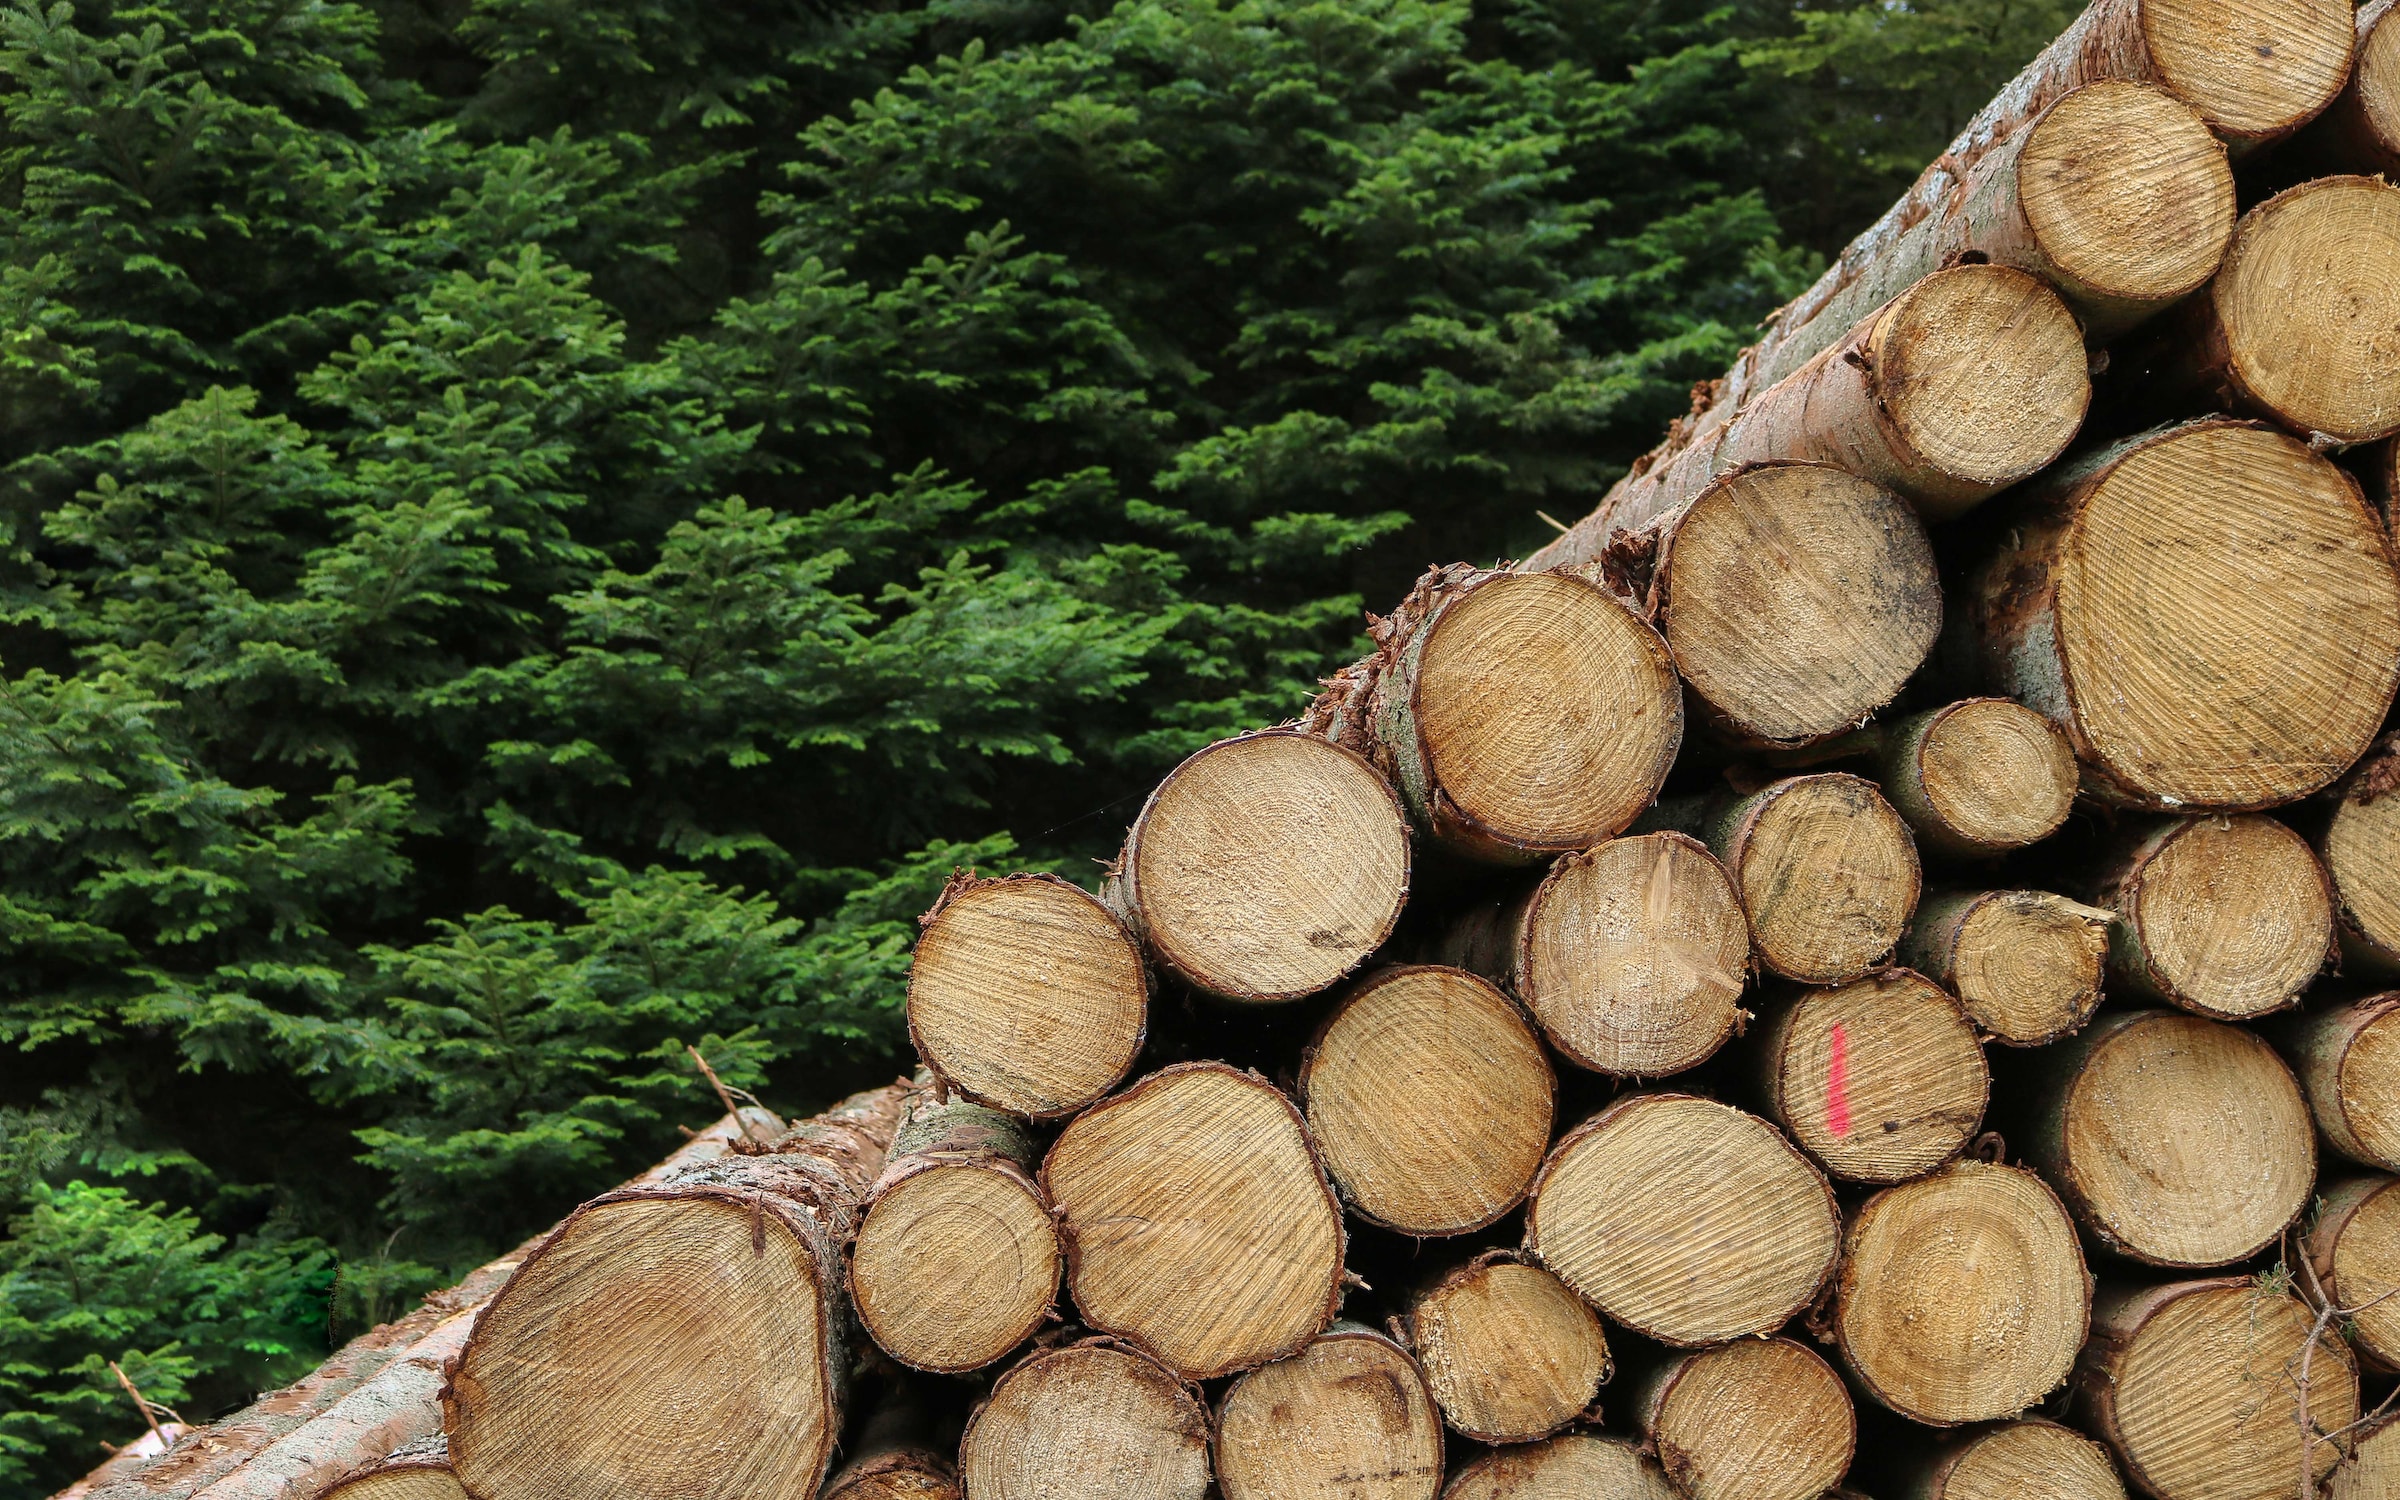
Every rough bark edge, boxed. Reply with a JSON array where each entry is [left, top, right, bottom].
[[2305, 1172, 2400, 1373], [320, 1436, 456, 1499], [2326, 737, 2400, 977], [1752, 969, 1991, 1186], [1400, 1249, 1612, 1446], [1902, 1418, 2121, 1500]]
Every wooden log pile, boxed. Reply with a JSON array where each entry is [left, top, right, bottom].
[[63, 3, 2400, 1499]]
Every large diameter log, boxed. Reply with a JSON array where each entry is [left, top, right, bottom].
[[958, 1339, 1210, 1500], [1901, 891, 2110, 1046], [1635, 1339, 1856, 1500], [2077, 1278, 2358, 1500], [2280, 995, 2400, 1171], [909, 872, 1147, 1118], [1298, 966, 1554, 1236], [1966, 418, 2400, 811], [2323, 741, 2400, 976], [1404, 1252, 1611, 1445], [1904, 1420, 2126, 1500], [849, 1091, 1059, 1373], [2303, 1173, 2400, 1371], [2023, 1010, 2314, 1268], [1873, 700, 2076, 858], [320, 1439, 467, 1500], [1042, 1062, 1344, 1378], [1214, 1324, 1443, 1500], [2333, 1414, 2400, 1500], [1702, 774, 1921, 985], [1526, 1094, 1840, 1346], [1107, 730, 1410, 1002], [1833, 1160, 2089, 1426], [2094, 814, 2334, 1021], [1438, 832, 1749, 1078], [1302, 566, 1681, 863], [1443, 1434, 1675, 1500], [1757, 971, 1989, 1184]]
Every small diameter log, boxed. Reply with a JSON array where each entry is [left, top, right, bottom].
[[1526, 1094, 1840, 1347], [321, 1439, 467, 1500], [1438, 832, 1750, 1078], [1901, 892, 2110, 1046], [445, 1085, 909, 1500], [2096, 814, 2333, 1021], [1704, 774, 1922, 986], [1298, 966, 1554, 1236], [908, 872, 1147, 1118], [2323, 740, 2400, 976], [2332, 1414, 2400, 1500], [1903, 1420, 2126, 1500], [2281, 995, 2400, 1171], [2304, 1173, 2400, 1371], [1215, 1324, 1443, 1500], [1107, 729, 1410, 1003], [2077, 1278, 2358, 1500], [1874, 700, 2077, 858], [1757, 971, 1990, 1185], [1966, 418, 2400, 811], [1042, 1062, 1344, 1378], [1635, 1339, 1856, 1500], [1302, 565, 1682, 863], [1404, 1251, 1612, 1445], [958, 1339, 1210, 1500], [823, 1390, 959, 1500], [2296, 0, 2400, 174], [848, 1091, 1059, 1374], [2023, 1010, 2315, 1269], [1833, 1160, 2090, 1427], [1443, 1433, 1675, 1500]]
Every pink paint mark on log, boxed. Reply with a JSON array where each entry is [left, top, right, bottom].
[[1825, 1022, 1852, 1138]]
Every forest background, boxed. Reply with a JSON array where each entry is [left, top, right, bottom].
[[0, 0, 2082, 1490]]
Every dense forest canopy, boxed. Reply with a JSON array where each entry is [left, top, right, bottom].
[[0, 0, 2076, 1489]]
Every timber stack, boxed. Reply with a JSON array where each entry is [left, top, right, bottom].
[[73, 2, 2400, 1499]]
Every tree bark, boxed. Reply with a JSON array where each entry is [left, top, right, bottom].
[[2090, 814, 2334, 1021], [909, 871, 1148, 1119], [319, 1437, 467, 1500], [2302, 1171, 2400, 1373], [1214, 1323, 1444, 1500], [2269, 992, 2400, 1171], [1864, 699, 2078, 858], [849, 1088, 1059, 1374], [1899, 891, 2111, 1046], [1753, 971, 1989, 1185], [1632, 1338, 1856, 1500], [957, 1338, 1211, 1500], [1400, 1250, 1611, 1446], [1524, 1093, 1840, 1348], [1442, 1434, 1675, 1500], [2321, 736, 2400, 977], [1961, 418, 2400, 812], [1296, 965, 1554, 1237], [1299, 565, 1681, 864], [444, 1085, 910, 1500], [1896, 1420, 2127, 1500], [1672, 774, 1922, 986], [1104, 729, 1410, 1003]]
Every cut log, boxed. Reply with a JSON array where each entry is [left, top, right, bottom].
[[444, 1085, 909, 1500], [1437, 831, 1750, 1078], [2076, 1278, 2357, 1500], [1833, 1160, 2089, 1426], [1530, 463, 1940, 752], [1634, 1339, 1856, 1500], [1214, 1323, 1443, 1500], [909, 872, 1147, 1118], [1403, 1251, 1612, 1445], [1301, 565, 1682, 864], [1525, 1093, 1840, 1346], [2021, 1010, 2314, 1268], [2278, 994, 2400, 1171], [1042, 1062, 1344, 1378], [2332, 1413, 2400, 1500], [1107, 729, 1411, 1003], [1902, 1420, 2126, 1500], [2093, 814, 2334, 1021], [320, 1438, 467, 1500], [1699, 774, 1922, 985], [1871, 700, 2077, 858], [2323, 738, 2400, 976], [2293, 0, 2400, 175], [848, 1090, 1059, 1374], [2302, 1173, 2400, 1371], [1965, 418, 2400, 811], [1900, 891, 2111, 1046], [821, 1387, 960, 1500], [1298, 965, 1554, 1236], [957, 1339, 1211, 1500], [1442, 1433, 1675, 1500], [1756, 971, 1990, 1185]]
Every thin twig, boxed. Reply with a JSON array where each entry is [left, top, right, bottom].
[[108, 1361, 172, 1449], [2283, 1235, 2400, 1499], [1534, 509, 1570, 534], [687, 1045, 771, 1146]]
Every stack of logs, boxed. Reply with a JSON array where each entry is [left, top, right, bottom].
[[119, 1, 2400, 1499]]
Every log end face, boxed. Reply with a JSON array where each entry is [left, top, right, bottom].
[[2336, 1006, 2400, 1172], [1443, 1434, 1674, 1500], [2218, 178, 2400, 443], [2328, 776, 2400, 976], [1916, 698, 2078, 854], [1877, 266, 2090, 496], [2324, 1176, 2400, 1369], [1735, 775, 1921, 985], [2332, 1416, 2400, 1500], [1938, 1421, 2125, 1500], [2019, 83, 2232, 312], [2142, 0, 2356, 142], [1215, 1332, 1443, 1500], [1951, 891, 2110, 1045], [852, 1163, 1060, 1373], [961, 1343, 1211, 1500], [2130, 814, 2332, 1020], [1649, 1339, 1855, 1500], [1412, 1259, 1609, 1445], [2362, 8, 2400, 165], [322, 1467, 474, 1500], [1770, 972, 1989, 1185]]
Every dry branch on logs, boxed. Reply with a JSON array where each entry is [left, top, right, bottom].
[[1965, 419, 2400, 812], [2093, 814, 2335, 1022], [1901, 891, 2111, 1046], [1402, 1251, 1612, 1445], [1106, 730, 1410, 1003], [1634, 1339, 1857, 1500], [1041, 1062, 1344, 1379], [2323, 740, 2400, 976], [1213, 1324, 1443, 1500], [1298, 966, 1554, 1236], [2332, 1414, 2400, 1500], [908, 873, 1147, 1119], [1525, 1094, 1840, 1347], [1686, 773, 1922, 986], [1903, 1421, 2128, 1500], [1869, 699, 2078, 858], [957, 1340, 1211, 1500], [318, 1439, 466, 1500], [2303, 1173, 2400, 1372], [1442, 1434, 1675, 1500], [1755, 971, 1990, 1184]]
